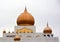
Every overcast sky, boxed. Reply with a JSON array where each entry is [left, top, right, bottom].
[[0, 0, 60, 41]]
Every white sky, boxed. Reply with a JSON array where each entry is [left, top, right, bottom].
[[0, 0, 60, 42]]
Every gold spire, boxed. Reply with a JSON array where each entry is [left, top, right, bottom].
[[47, 22, 48, 27], [24, 7, 27, 13]]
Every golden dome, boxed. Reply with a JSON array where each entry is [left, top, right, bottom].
[[3, 30, 6, 33], [43, 23, 52, 34], [14, 35, 20, 41], [17, 7, 35, 26]]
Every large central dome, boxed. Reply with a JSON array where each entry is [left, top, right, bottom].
[[17, 8, 35, 26]]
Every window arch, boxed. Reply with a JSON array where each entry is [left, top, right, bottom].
[[16, 28, 33, 33]]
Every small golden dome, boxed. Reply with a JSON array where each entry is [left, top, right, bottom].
[[14, 35, 20, 41], [12, 31, 14, 33], [43, 23, 52, 34], [3, 30, 6, 33], [17, 7, 35, 26], [8, 31, 10, 33]]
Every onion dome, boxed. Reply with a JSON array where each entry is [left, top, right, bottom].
[[8, 31, 10, 33], [3, 30, 6, 33], [43, 23, 52, 34], [14, 35, 20, 41], [17, 7, 35, 26], [12, 31, 14, 33]]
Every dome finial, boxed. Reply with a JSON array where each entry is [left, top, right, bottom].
[[47, 22, 48, 27], [24, 6, 27, 13]]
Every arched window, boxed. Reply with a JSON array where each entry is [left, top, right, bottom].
[[44, 35, 46, 37], [51, 34, 53, 37], [16, 28, 33, 33], [47, 34, 50, 37]]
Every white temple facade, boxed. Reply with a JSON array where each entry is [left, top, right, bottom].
[[0, 7, 59, 42]]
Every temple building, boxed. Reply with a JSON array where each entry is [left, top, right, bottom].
[[0, 7, 59, 42]]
